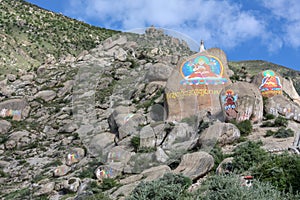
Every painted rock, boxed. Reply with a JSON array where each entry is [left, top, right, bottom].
[[220, 82, 263, 122], [165, 48, 232, 121]]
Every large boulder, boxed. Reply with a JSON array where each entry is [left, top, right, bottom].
[[282, 77, 300, 106], [0, 99, 30, 121], [0, 120, 11, 134], [106, 146, 132, 164], [265, 94, 300, 122], [199, 122, 240, 149], [252, 69, 283, 98], [220, 82, 263, 122], [139, 125, 156, 148], [165, 48, 232, 121], [145, 63, 173, 82], [174, 151, 214, 180], [161, 122, 198, 151]]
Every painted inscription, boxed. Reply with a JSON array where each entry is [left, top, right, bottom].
[[259, 70, 282, 97], [222, 89, 238, 118], [166, 89, 221, 99], [0, 108, 22, 121], [180, 55, 228, 85]]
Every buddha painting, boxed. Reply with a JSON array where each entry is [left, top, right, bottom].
[[180, 55, 228, 85], [259, 70, 282, 96]]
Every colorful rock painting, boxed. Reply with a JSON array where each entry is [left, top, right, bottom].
[[259, 70, 282, 97], [222, 89, 238, 118], [180, 55, 228, 85], [0, 108, 22, 121], [95, 167, 114, 180]]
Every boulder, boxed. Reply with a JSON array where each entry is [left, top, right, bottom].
[[220, 82, 263, 122], [118, 114, 146, 139], [252, 69, 283, 98], [199, 122, 240, 148], [216, 157, 234, 175], [165, 48, 232, 121], [62, 177, 81, 193], [53, 165, 71, 177], [174, 151, 214, 180], [161, 122, 197, 151], [95, 162, 124, 181], [5, 130, 30, 150], [265, 94, 300, 122], [145, 63, 173, 82], [35, 90, 57, 101], [141, 165, 171, 182], [0, 120, 11, 134], [282, 77, 300, 106], [0, 99, 29, 120], [139, 125, 156, 148], [65, 148, 85, 166], [106, 146, 132, 164], [88, 132, 115, 159]]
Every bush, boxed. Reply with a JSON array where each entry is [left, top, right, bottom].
[[127, 173, 192, 200], [232, 141, 268, 173], [253, 152, 300, 194], [265, 130, 276, 137], [265, 113, 276, 120], [130, 136, 140, 152], [274, 116, 288, 127], [231, 120, 253, 136], [273, 128, 294, 138], [193, 174, 294, 200]]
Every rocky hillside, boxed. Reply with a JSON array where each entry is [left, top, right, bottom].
[[0, 0, 118, 76], [1, 2, 300, 200]]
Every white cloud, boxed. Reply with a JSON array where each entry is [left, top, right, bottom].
[[65, 0, 266, 50], [262, 0, 300, 48]]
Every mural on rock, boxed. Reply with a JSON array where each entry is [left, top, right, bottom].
[[180, 55, 228, 85], [259, 70, 282, 97], [221, 89, 238, 119], [165, 48, 231, 121]]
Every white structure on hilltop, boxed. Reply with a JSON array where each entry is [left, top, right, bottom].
[[199, 40, 205, 52]]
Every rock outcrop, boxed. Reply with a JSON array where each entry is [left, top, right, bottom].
[[174, 151, 214, 180], [220, 82, 263, 122], [265, 94, 300, 122], [165, 48, 232, 121]]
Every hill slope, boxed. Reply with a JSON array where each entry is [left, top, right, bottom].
[[0, 0, 118, 76]]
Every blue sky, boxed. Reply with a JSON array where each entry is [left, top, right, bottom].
[[25, 0, 300, 71]]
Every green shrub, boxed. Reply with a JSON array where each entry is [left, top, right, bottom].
[[274, 116, 288, 127], [231, 120, 253, 136], [265, 113, 276, 120], [100, 178, 120, 191], [265, 130, 276, 137], [273, 128, 294, 138], [253, 152, 300, 194], [193, 174, 291, 200], [130, 136, 140, 152], [232, 141, 268, 173], [127, 173, 192, 200]]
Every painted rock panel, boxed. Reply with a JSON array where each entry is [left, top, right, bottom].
[[220, 82, 263, 122], [165, 48, 231, 121], [253, 70, 283, 98]]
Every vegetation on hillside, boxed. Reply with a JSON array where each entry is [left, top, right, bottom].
[[0, 0, 118, 75]]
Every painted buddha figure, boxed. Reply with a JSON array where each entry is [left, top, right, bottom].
[[259, 70, 282, 91], [187, 58, 219, 79]]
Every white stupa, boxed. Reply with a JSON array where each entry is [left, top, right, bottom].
[[199, 40, 206, 52]]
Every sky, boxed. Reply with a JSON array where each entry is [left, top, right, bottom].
[[25, 0, 300, 72]]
